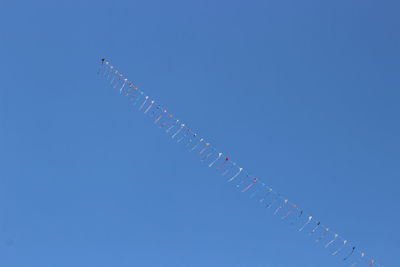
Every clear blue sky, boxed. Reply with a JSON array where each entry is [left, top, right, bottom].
[[1, 1, 399, 266]]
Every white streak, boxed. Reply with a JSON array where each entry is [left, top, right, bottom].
[[209, 153, 223, 167]]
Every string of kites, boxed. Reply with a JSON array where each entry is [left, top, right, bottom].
[[98, 58, 383, 267]]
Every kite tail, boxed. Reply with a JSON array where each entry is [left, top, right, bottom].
[[241, 182, 254, 193], [114, 74, 123, 88], [177, 128, 191, 143], [266, 194, 279, 209], [106, 66, 114, 80], [309, 221, 321, 235], [325, 234, 339, 248], [228, 168, 243, 182], [235, 173, 251, 189], [298, 210, 304, 218], [172, 124, 185, 139], [332, 240, 348, 256], [97, 58, 105, 74], [125, 82, 133, 97], [258, 188, 272, 203], [144, 100, 155, 114], [119, 79, 128, 94], [166, 120, 179, 133], [216, 157, 229, 170], [103, 64, 111, 78], [349, 252, 365, 267], [343, 246, 356, 261], [154, 109, 166, 124], [249, 187, 261, 198], [104, 63, 112, 77], [139, 96, 149, 110], [128, 86, 139, 101], [160, 114, 174, 128], [184, 133, 197, 148], [221, 167, 231, 176], [110, 70, 118, 84], [133, 92, 144, 106], [282, 205, 297, 219], [299, 216, 313, 232], [101, 61, 110, 76], [242, 178, 257, 193], [198, 143, 210, 155], [315, 228, 329, 242], [201, 151, 214, 162], [176, 132, 186, 143], [190, 138, 203, 152], [274, 200, 288, 215], [151, 105, 161, 118], [209, 153, 222, 167], [274, 205, 283, 215]]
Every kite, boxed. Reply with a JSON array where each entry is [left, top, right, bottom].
[[98, 59, 384, 267]]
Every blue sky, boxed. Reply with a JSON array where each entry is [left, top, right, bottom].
[[0, 1, 399, 266]]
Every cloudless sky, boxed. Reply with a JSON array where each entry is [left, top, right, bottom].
[[1, 1, 399, 266]]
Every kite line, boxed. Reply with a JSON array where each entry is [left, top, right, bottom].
[[98, 58, 383, 267]]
